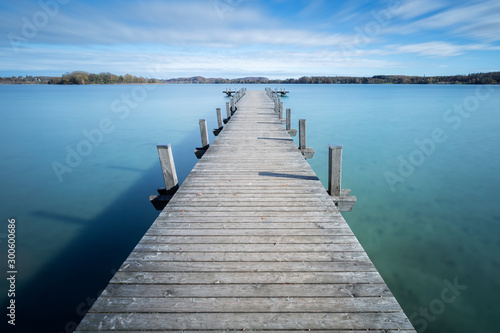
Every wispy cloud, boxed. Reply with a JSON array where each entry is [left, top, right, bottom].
[[387, 0, 500, 42], [388, 42, 500, 57], [393, 0, 449, 20]]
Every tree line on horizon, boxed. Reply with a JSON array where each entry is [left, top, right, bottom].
[[0, 71, 158, 85], [1, 71, 499, 85]]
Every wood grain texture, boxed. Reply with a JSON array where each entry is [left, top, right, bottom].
[[75, 90, 415, 332]]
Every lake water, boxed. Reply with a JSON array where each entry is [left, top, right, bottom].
[[0, 84, 499, 332]]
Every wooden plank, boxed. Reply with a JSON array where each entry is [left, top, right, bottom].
[[118, 261, 377, 272], [110, 271, 385, 284], [132, 243, 365, 252], [159, 211, 340, 218], [152, 222, 348, 229], [138, 235, 359, 244], [155, 216, 346, 223], [76, 313, 414, 331], [101, 282, 392, 298], [126, 251, 368, 262], [145, 228, 354, 236], [77, 330, 415, 333], [90, 296, 401, 313]]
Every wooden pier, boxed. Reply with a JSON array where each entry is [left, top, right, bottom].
[[274, 88, 289, 96], [76, 89, 415, 332], [223, 89, 237, 96]]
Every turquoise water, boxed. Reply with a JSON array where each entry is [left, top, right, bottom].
[[1, 84, 499, 332]]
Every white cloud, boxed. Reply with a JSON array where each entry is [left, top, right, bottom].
[[393, 0, 449, 20], [387, 0, 500, 41], [389, 42, 484, 57], [336, 40, 500, 59]]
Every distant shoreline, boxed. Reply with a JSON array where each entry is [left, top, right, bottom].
[[1, 71, 499, 85], [2, 82, 500, 86]]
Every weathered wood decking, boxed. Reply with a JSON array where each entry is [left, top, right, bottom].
[[76, 90, 416, 332]]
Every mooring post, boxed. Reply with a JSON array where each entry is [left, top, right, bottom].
[[328, 144, 342, 196], [327, 144, 357, 211], [230, 96, 235, 114], [298, 119, 314, 158], [286, 108, 297, 136], [224, 102, 231, 123], [217, 108, 223, 129], [194, 119, 210, 159], [150, 144, 179, 210], [299, 119, 306, 150], [213, 108, 223, 136], [200, 119, 209, 148], [286, 108, 291, 130], [279, 102, 284, 120], [157, 144, 179, 193]]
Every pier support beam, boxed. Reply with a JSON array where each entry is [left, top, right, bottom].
[[298, 119, 315, 159], [286, 108, 297, 137], [150, 144, 179, 210], [328, 144, 357, 211], [194, 119, 209, 159], [213, 108, 223, 136]]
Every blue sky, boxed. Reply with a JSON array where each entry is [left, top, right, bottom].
[[0, 0, 499, 79]]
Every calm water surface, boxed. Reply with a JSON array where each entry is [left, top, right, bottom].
[[0, 84, 499, 332]]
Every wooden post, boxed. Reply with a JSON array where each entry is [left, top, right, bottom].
[[156, 144, 179, 194], [299, 119, 306, 150], [230, 97, 235, 114], [213, 108, 223, 136], [279, 102, 284, 120], [225, 102, 231, 123], [199, 119, 209, 148], [286, 108, 291, 130], [286, 108, 297, 137], [216, 108, 223, 129], [194, 119, 210, 159], [328, 144, 342, 196]]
